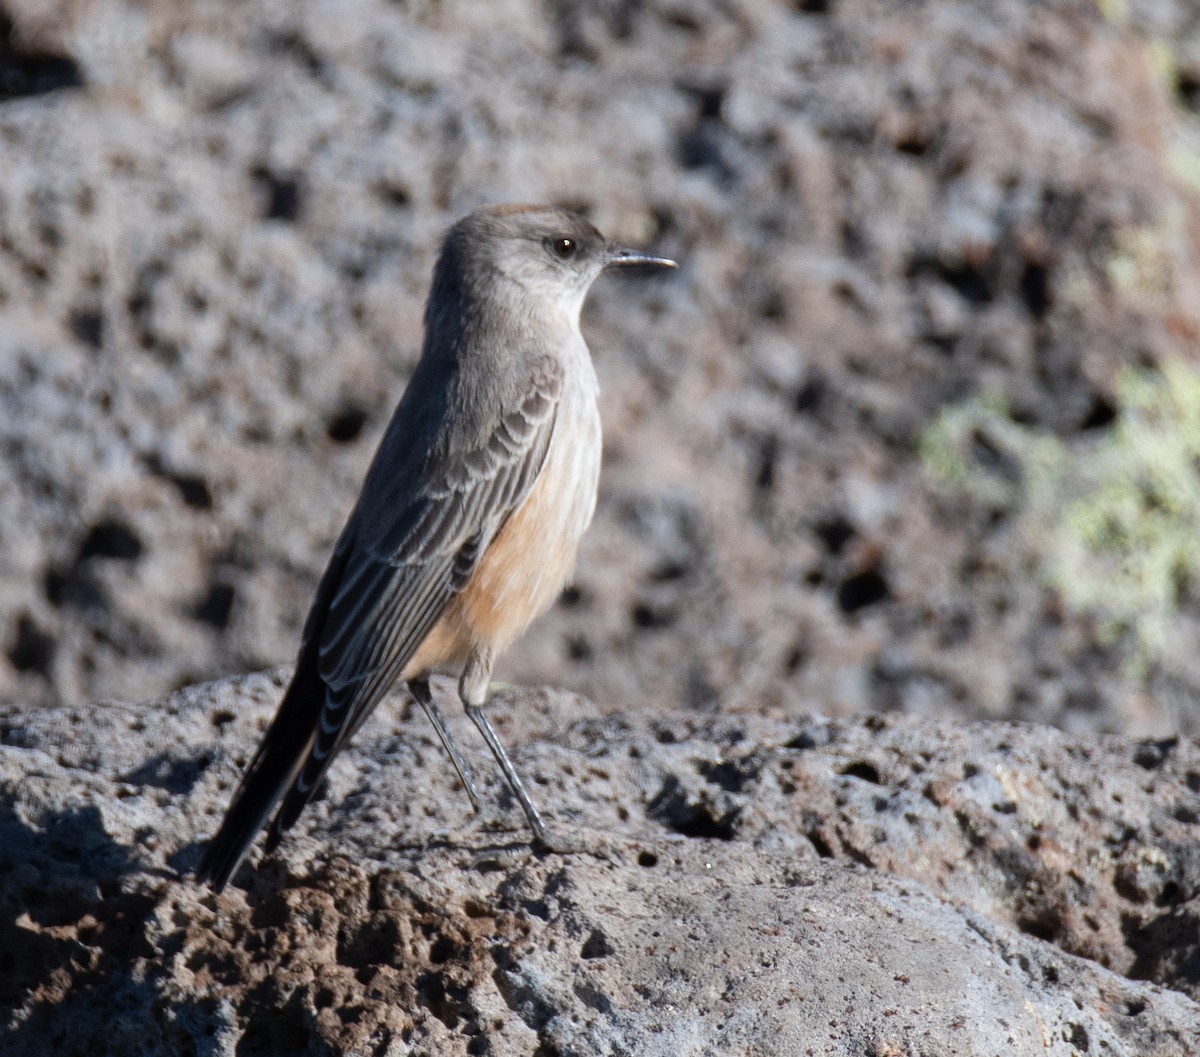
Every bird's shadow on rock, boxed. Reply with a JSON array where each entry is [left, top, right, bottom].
[[0, 801, 216, 1057]]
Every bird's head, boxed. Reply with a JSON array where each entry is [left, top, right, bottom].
[[435, 204, 676, 323]]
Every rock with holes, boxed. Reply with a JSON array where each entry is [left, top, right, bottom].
[[2, 673, 1198, 1054], [4, 0, 1200, 738]]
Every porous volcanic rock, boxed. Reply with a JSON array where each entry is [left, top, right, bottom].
[[2, 0, 1200, 734], [1, 673, 1198, 1054]]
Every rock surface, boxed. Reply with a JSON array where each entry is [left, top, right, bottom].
[[2, 673, 1199, 1054], [2, 0, 1200, 733]]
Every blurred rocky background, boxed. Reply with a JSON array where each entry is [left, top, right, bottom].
[[2, 0, 1200, 735]]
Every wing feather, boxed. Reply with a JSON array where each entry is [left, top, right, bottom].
[[265, 354, 564, 840]]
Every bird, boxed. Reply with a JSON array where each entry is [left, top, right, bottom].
[[196, 203, 676, 891]]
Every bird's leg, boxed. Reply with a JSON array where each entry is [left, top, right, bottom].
[[408, 678, 484, 813], [460, 648, 550, 847]]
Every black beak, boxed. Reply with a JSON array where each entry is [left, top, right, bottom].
[[605, 246, 678, 270]]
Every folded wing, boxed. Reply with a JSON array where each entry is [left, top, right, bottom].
[[197, 354, 562, 890]]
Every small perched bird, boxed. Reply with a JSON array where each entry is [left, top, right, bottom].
[[197, 204, 676, 891]]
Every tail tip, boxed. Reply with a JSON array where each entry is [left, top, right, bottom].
[[194, 841, 238, 894]]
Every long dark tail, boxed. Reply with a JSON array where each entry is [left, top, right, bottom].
[[197, 534, 356, 892], [195, 645, 326, 892]]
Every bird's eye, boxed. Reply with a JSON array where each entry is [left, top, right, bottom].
[[547, 237, 578, 259]]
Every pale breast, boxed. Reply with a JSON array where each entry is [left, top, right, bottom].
[[405, 352, 602, 676], [457, 380, 602, 654]]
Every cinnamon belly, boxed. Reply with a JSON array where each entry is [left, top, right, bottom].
[[404, 401, 600, 680]]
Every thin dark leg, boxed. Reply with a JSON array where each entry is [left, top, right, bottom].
[[409, 678, 484, 813], [464, 703, 549, 846]]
